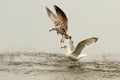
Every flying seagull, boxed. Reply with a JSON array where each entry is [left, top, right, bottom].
[[61, 37, 98, 65], [45, 5, 71, 43]]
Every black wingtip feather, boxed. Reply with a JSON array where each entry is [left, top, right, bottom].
[[92, 37, 98, 42]]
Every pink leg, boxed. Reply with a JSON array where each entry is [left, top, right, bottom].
[[60, 37, 65, 43]]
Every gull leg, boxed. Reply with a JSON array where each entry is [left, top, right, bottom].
[[68, 61, 75, 68], [62, 38, 65, 43], [68, 61, 79, 68], [60, 35, 64, 43], [60, 38, 63, 43], [78, 61, 82, 68]]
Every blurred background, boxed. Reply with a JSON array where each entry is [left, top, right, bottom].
[[0, 0, 119, 57]]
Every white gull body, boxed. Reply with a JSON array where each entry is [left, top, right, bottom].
[[62, 37, 98, 61]]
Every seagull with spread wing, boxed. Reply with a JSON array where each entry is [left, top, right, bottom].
[[61, 37, 98, 64], [45, 5, 71, 43]]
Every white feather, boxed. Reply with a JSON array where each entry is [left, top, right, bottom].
[[64, 37, 98, 61]]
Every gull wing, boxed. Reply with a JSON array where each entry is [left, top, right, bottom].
[[71, 37, 98, 57], [45, 6, 59, 26], [54, 5, 68, 30]]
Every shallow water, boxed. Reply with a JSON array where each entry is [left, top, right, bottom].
[[0, 52, 120, 80]]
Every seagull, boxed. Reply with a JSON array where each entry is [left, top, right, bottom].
[[61, 37, 98, 65], [45, 5, 71, 43]]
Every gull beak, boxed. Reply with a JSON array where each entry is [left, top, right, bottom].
[[49, 29, 52, 32], [49, 26, 55, 32]]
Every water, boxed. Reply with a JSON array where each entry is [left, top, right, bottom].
[[0, 52, 120, 80]]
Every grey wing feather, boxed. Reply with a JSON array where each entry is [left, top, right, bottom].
[[72, 37, 98, 57]]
